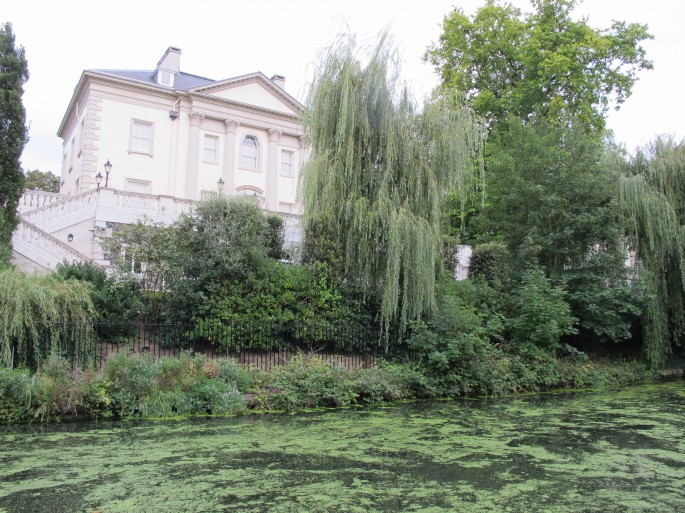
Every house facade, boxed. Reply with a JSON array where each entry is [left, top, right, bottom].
[[12, 47, 304, 273]]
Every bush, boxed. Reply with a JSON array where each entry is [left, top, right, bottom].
[[257, 354, 358, 410], [468, 243, 511, 288], [511, 268, 577, 352], [54, 261, 142, 336], [0, 367, 34, 422]]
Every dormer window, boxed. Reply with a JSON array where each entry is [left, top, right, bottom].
[[158, 70, 174, 87]]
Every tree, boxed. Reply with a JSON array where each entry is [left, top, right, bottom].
[[301, 33, 486, 333], [24, 169, 60, 192], [616, 137, 685, 366], [0, 23, 29, 266], [472, 116, 639, 345], [0, 268, 94, 368], [106, 195, 284, 324], [425, 0, 652, 132]]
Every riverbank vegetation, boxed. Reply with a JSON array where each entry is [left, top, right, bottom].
[[0, 352, 656, 423]]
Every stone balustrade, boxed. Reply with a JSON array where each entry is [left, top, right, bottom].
[[12, 219, 101, 270], [20, 189, 99, 227], [17, 190, 64, 213]]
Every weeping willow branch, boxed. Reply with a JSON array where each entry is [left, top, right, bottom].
[[0, 269, 96, 368], [300, 33, 486, 333], [618, 137, 685, 367]]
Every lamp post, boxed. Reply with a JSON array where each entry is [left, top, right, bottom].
[[217, 177, 225, 193], [104, 159, 112, 187], [96, 172, 103, 188]]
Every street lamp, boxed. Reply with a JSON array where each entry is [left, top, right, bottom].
[[217, 177, 225, 193], [104, 159, 112, 187], [96, 172, 103, 188]]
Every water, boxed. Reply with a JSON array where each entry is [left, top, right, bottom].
[[1, 382, 684, 512]]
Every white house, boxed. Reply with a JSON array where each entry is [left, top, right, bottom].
[[12, 47, 304, 273]]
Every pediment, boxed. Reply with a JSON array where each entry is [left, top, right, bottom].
[[190, 73, 301, 116]]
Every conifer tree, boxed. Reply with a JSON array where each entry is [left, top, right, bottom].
[[0, 22, 29, 266]]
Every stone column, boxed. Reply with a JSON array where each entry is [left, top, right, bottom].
[[223, 119, 240, 194], [185, 111, 204, 200], [266, 128, 281, 211]]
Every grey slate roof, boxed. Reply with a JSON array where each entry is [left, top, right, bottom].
[[90, 69, 215, 91]]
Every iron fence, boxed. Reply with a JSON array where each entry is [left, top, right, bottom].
[[10, 320, 413, 371]]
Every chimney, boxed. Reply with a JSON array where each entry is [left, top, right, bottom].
[[157, 46, 181, 73], [270, 74, 286, 90]]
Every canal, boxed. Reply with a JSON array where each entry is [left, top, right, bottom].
[[1, 381, 684, 512]]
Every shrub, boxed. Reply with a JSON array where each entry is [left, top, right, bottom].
[[104, 353, 161, 417], [258, 354, 358, 410], [0, 367, 35, 422], [511, 268, 577, 351], [54, 260, 142, 336], [468, 243, 511, 288]]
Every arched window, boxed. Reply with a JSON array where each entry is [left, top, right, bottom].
[[236, 185, 265, 206], [240, 135, 258, 170]]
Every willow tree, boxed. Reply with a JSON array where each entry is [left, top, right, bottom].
[[0, 269, 95, 369], [617, 137, 685, 367], [301, 34, 485, 333]]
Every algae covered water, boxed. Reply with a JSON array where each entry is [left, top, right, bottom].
[[1, 382, 684, 513]]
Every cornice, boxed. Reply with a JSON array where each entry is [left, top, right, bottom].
[[58, 70, 303, 140], [58, 71, 182, 138], [189, 72, 304, 114]]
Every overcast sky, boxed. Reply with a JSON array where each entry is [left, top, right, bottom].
[[5, 0, 684, 173]]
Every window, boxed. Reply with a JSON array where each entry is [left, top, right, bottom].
[[281, 150, 294, 177], [125, 179, 151, 194], [158, 70, 174, 87], [203, 134, 219, 163], [130, 120, 154, 155], [240, 136, 258, 170], [236, 185, 265, 206]]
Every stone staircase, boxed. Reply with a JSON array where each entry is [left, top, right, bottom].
[[12, 188, 302, 274], [12, 218, 101, 273]]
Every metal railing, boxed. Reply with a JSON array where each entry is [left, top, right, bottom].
[[10, 320, 412, 371]]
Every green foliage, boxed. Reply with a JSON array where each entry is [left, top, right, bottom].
[[300, 213, 344, 276], [102, 352, 245, 418], [0, 367, 34, 421], [199, 260, 375, 349], [425, 0, 653, 132], [301, 32, 485, 334], [0, 23, 29, 265], [616, 137, 685, 366], [0, 350, 657, 423], [104, 218, 177, 295], [511, 268, 577, 351], [471, 117, 638, 346], [264, 213, 285, 260], [0, 269, 95, 368], [468, 243, 510, 287], [409, 276, 510, 395], [54, 261, 142, 330], [107, 196, 286, 324], [23, 169, 59, 192]]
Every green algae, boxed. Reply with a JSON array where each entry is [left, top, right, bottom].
[[1, 382, 684, 512]]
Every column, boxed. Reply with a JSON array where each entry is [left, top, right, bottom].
[[266, 128, 281, 211], [185, 111, 204, 200], [223, 119, 240, 194]]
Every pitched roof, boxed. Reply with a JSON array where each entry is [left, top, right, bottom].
[[90, 69, 214, 91]]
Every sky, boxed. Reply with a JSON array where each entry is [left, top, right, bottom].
[[5, 0, 684, 173]]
